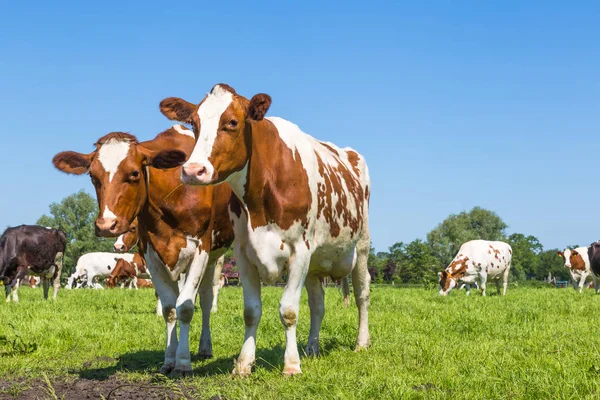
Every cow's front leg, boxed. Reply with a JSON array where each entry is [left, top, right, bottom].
[[145, 246, 179, 374], [174, 248, 210, 375], [233, 250, 262, 376], [305, 274, 325, 357], [280, 248, 310, 375], [578, 272, 589, 293], [594, 274, 599, 295], [42, 278, 50, 299], [11, 279, 20, 302], [211, 255, 225, 313], [198, 258, 216, 358], [52, 252, 64, 300]]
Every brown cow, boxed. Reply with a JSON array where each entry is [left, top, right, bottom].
[[157, 84, 371, 376], [53, 126, 234, 376]]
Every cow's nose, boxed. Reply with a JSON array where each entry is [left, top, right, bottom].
[[95, 218, 119, 236], [114, 243, 126, 252], [182, 163, 207, 179]]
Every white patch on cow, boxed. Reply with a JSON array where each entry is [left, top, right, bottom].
[[173, 124, 195, 138], [115, 234, 125, 248], [98, 140, 130, 182], [186, 85, 233, 175], [103, 206, 117, 219]]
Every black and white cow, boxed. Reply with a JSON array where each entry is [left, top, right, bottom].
[[0, 225, 66, 301]]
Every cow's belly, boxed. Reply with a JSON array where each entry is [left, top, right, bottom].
[[485, 262, 509, 279], [309, 243, 356, 280]]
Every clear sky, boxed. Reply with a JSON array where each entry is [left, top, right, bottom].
[[1, 1, 599, 252]]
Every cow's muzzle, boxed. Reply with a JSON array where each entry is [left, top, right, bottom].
[[95, 217, 129, 237]]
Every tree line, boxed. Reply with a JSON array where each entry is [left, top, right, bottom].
[[28, 191, 568, 284]]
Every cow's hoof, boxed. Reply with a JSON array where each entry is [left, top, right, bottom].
[[173, 366, 193, 378], [232, 359, 253, 377], [305, 344, 320, 357], [159, 364, 174, 375], [282, 364, 302, 376], [196, 351, 213, 360]]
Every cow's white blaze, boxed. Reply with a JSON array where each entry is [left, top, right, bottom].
[[103, 206, 117, 219], [185, 85, 233, 179], [173, 124, 194, 138], [98, 139, 130, 182]]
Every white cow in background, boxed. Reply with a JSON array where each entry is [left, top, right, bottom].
[[438, 240, 512, 296], [67, 252, 136, 289]]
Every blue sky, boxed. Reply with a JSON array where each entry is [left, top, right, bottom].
[[1, 1, 599, 252]]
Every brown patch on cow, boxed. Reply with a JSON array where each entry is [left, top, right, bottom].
[[440, 256, 470, 291], [281, 307, 297, 327], [95, 132, 138, 146], [509, 249, 512, 255], [490, 246, 501, 261], [365, 185, 370, 202], [477, 262, 482, 267], [280, 242, 284, 251], [570, 251, 586, 271], [305, 240, 310, 249], [320, 142, 339, 156], [315, 150, 365, 238], [346, 149, 361, 176], [167, 308, 177, 324]]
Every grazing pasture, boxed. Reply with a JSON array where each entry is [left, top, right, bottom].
[[0, 285, 599, 399]]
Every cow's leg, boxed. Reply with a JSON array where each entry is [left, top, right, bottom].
[[145, 247, 179, 374], [211, 255, 224, 313], [280, 247, 311, 375], [578, 272, 589, 293], [305, 274, 325, 357], [42, 278, 50, 299], [465, 283, 471, 296], [480, 274, 487, 296], [133, 277, 138, 290], [353, 235, 371, 351], [197, 258, 216, 358], [233, 250, 262, 376], [594, 274, 599, 295], [174, 248, 210, 375], [341, 276, 350, 307], [502, 268, 510, 296], [52, 252, 63, 300], [496, 278, 502, 295], [4, 280, 11, 303]]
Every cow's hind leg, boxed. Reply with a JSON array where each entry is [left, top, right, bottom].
[[305, 274, 325, 357], [594, 274, 599, 295], [211, 255, 224, 313], [353, 232, 371, 351], [233, 250, 262, 377], [197, 258, 216, 359], [11, 279, 20, 303], [42, 278, 50, 300], [341, 276, 350, 307]]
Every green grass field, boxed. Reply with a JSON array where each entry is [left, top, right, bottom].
[[0, 284, 599, 399]]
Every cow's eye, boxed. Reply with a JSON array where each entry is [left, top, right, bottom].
[[228, 119, 238, 128], [130, 170, 140, 179]]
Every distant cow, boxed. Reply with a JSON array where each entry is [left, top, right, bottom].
[[67, 252, 139, 289], [136, 278, 154, 288], [557, 248, 598, 293], [0, 225, 66, 301], [439, 240, 512, 296], [105, 254, 148, 289]]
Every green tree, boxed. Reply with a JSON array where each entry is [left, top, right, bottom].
[[396, 239, 439, 284], [427, 207, 507, 267], [538, 249, 570, 281], [37, 190, 116, 277], [507, 233, 543, 280]]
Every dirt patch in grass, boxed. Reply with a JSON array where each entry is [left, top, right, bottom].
[[0, 376, 206, 400]]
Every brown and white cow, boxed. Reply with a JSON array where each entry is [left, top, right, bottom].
[[157, 84, 371, 376], [438, 240, 512, 296], [106, 254, 147, 289], [53, 126, 234, 375], [558, 247, 598, 293]]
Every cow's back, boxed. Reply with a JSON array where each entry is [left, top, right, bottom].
[[453, 240, 512, 278]]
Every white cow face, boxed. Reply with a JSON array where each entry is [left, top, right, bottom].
[[558, 249, 573, 268]]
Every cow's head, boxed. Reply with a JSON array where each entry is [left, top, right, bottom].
[[114, 219, 139, 252], [438, 270, 457, 296], [53, 129, 190, 237], [558, 248, 581, 269], [157, 83, 271, 185]]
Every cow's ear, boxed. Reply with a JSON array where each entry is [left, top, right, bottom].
[[557, 251, 564, 258], [147, 149, 188, 169], [247, 93, 272, 122], [160, 97, 196, 123], [437, 272, 442, 278], [53, 151, 93, 175]]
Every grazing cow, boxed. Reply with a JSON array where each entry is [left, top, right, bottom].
[[157, 83, 371, 376], [557, 248, 598, 293], [53, 126, 234, 375], [67, 252, 136, 289], [0, 225, 66, 301], [438, 240, 512, 296]]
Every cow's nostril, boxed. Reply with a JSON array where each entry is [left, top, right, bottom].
[[197, 167, 206, 176]]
